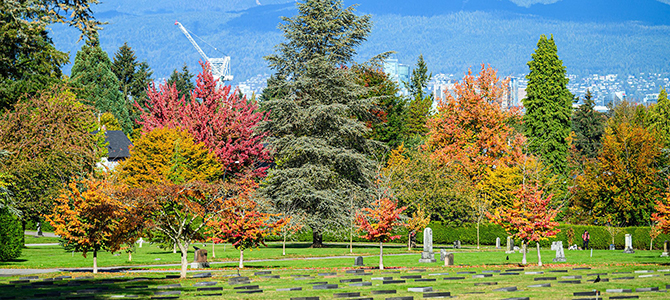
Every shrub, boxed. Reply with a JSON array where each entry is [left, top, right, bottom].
[[0, 207, 23, 261]]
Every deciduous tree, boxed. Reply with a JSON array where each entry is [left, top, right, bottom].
[[523, 34, 573, 175], [646, 88, 670, 148], [356, 197, 405, 270], [652, 193, 670, 234]]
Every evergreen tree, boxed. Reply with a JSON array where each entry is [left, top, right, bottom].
[[646, 88, 670, 148], [111, 42, 153, 132], [166, 64, 195, 101], [571, 90, 605, 158], [71, 37, 132, 134], [403, 55, 433, 141], [523, 34, 573, 175], [259, 0, 381, 247]]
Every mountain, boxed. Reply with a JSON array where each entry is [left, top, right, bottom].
[[48, 0, 670, 85]]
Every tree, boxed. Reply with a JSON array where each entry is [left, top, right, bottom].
[[487, 184, 561, 265], [71, 37, 132, 134], [356, 197, 405, 270], [46, 178, 124, 273], [0, 0, 101, 110], [0, 206, 22, 262], [652, 192, 670, 234], [99, 112, 122, 131], [259, 0, 382, 247], [138, 62, 270, 179], [166, 64, 195, 101], [570, 107, 663, 226], [111, 42, 153, 132], [403, 55, 433, 140], [404, 206, 429, 250], [210, 181, 286, 268], [425, 65, 526, 246], [572, 90, 605, 159], [0, 86, 103, 227], [523, 34, 573, 176]]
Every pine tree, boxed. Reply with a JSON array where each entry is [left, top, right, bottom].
[[111, 42, 138, 103], [259, 0, 381, 248], [166, 64, 195, 101], [572, 90, 605, 158], [111, 43, 153, 133], [71, 37, 132, 134], [403, 55, 433, 141], [523, 34, 573, 175]]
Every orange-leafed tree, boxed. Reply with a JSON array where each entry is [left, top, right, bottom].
[[209, 180, 286, 268], [652, 193, 670, 235], [46, 178, 123, 273], [426, 64, 526, 247], [356, 196, 406, 270], [405, 206, 430, 250], [487, 184, 561, 266]]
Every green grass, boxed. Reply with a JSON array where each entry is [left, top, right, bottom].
[[24, 235, 61, 245]]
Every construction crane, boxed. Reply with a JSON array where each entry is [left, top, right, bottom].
[[175, 21, 233, 82]]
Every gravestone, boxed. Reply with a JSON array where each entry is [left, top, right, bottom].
[[551, 241, 566, 262], [440, 249, 447, 262], [505, 236, 514, 254], [137, 238, 144, 248], [454, 240, 461, 249], [354, 256, 364, 266], [496, 237, 501, 249], [419, 227, 436, 263], [661, 240, 669, 257], [610, 244, 616, 250], [191, 248, 209, 268], [623, 234, 635, 253]]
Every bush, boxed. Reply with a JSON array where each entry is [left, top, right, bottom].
[[0, 207, 23, 261], [265, 222, 670, 250]]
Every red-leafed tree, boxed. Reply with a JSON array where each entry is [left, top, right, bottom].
[[137, 62, 270, 178], [652, 192, 670, 235], [210, 180, 286, 268], [356, 197, 406, 270], [487, 184, 560, 266]]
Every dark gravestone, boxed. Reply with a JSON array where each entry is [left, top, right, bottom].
[[20, 276, 38, 280], [482, 270, 501, 273], [313, 284, 338, 290], [371, 290, 397, 294], [237, 290, 263, 294], [500, 273, 520, 276], [415, 278, 436, 282], [354, 256, 364, 266], [196, 294, 222, 297], [609, 296, 639, 300], [349, 282, 372, 287], [290, 298, 319, 300], [151, 297, 179, 300], [473, 274, 493, 278], [193, 272, 212, 278], [573, 267, 591, 270], [193, 282, 217, 287], [400, 275, 422, 279], [562, 275, 582, 279], [612, 272, 632, 274], [334, 292, 360, 298], [233, 285, 259, 290], [346, 270, 364, 274], [383, 280, 406, 284], [126, 285, 148, 289], [548, 270, 568, 273], [607, 289, 632, 293], [318, 273, 337, 276], [308, 281, 328, 285], [636, 287, 659, 292], [407, 287, 432, 292], [9, 280, 29, 284], [261, 275, 280, 279], [165, 275, 180, 279], [424, 292, 451, 298], [277, 287, 302, 291], [372, 277, 393, 280], [254, 271, 272, 275], [385, 297, 413, 300], [197, 287, 223, 291], [612, 277, 635, 280], [574, 291, 598, 296], [534, 277, 556, 281], [500, 298, 529, 300], [493, 286, 518, 292], [443, 277, 465, 280], [557, 280, 581, 284], [475, 282, 498, 286], [456, 271, 475, 274], [340, 278, 362, 283], [587, 273, 607, 276], [506, 269, 524, 272]]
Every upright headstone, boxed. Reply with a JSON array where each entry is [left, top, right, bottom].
[[623, 234, 635, 254], [419, 227, 436, 263], [496, 237, 501, 249], [661, 240, 668, 257], [440, 249, 447, 262], [609, 244, 616, 250], [505, 236, 514, 254], [444, 252, 454, 266], [454, 240, 461, 249], [551, 241, 566, 262], [354, 256, 364, 266], [137, 238, 144, 248], [191, 249, 209, 268]]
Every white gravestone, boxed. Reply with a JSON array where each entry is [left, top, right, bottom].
[[623, 234, 635, 253], [551, 241, 566, 262], [505, 236, 515, 253], [496, 237, 501, 249], [419, 227, 436, 263]]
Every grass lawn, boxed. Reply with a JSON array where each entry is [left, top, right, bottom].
[[24, 235, 61, 245], [2, 242, 670, 299]]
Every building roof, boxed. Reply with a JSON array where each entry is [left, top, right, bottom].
[[105, 130, 133, 159]]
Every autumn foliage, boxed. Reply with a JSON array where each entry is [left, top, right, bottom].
[[137, 62, 270, 178], [652, 193, 670, 234], [356, 197, 406, 243]]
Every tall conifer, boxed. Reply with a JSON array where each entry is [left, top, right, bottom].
[[572, 90, 605, 158], [259, 0, 381, 247], [523, 34, 573, 175]]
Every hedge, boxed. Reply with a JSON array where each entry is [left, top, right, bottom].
[[267, 222, 670, 250], [0, 207, 23, 261]]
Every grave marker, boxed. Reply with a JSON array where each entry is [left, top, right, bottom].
[[505, 236, 514, 254], [354, 256, 364, 266], [496, 237, 501, 249], [661, 240, 669, 257], [623, 234, 635, 253], [191, 248, 209, 269], [419, 227, 436, 263], [551, 241, 566, 262]]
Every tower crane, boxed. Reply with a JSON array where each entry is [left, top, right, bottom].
[[175, 21, 233, 82]]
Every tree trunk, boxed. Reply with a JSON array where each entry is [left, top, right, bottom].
[[239, 249, 244, 269], [522, 242, 527, 265], [311, 229, 323, 248], [536, 242, 542, 266], [476, 221, 480, 250], [212, 234, 216, 258], [650, 237, 654, 251], [179, 243, 188, 279], [93, 250, 98, 274], [173, 243, 177, 254], [349, 227, 353, 254], [283, 234, 287, 256], [129, 252, 132, 262], [379, 242, 384, 270]]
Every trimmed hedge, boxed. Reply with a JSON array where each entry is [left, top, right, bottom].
[[268, 222, 670, 250], [0, 207, 23, 261]]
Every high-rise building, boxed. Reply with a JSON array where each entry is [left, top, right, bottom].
[[383, 58, 411, 95]]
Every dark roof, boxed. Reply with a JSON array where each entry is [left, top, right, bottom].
[[105, 130, 133, 159]]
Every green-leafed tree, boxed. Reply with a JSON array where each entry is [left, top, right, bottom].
[[646, 88, 670, 148], [166, 64, 195, 101], [523, 34, 573, 175], [259, 0, 382, 248], [403, 55, 433, 142], [0, 0, 101, 111], [71, 37, 132, 134], [111, 42, 153, 132], [572, 90, 605, 159]]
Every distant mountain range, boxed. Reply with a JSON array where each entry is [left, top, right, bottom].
[[49, 0, 670, 86]]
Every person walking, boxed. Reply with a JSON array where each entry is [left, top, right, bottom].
[[582, 230, 590, 250]]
